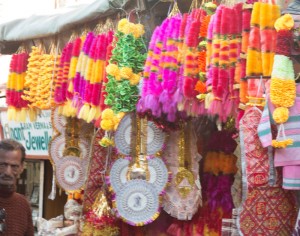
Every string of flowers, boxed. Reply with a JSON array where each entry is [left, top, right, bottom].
[[6, 51, 29, 121], [71, 32, 95, 116], [270, 14, 295, 148], [224, 3, 243, 119], [208, 5, 231, 121], [238, 4, 252, 122], [105, 18, 146, 113], [182, 9, 204, 117], [246, 2, 280, 77], [35, 45, 60, 110], [87, 31, 114, 123], [22, 46, 44, 121], [62, 37, 83, 117], [195, 3, 216, 104], [54, 42, 73, 108]]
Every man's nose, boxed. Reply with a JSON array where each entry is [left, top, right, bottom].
[[3, 165, 13, 175]]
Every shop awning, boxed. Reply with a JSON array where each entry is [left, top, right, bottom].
[[0, 0, 131, 43]]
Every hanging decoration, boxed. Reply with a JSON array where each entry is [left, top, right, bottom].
[[82, 190, 119, 236], [22, 43, 60, 120], [238, 107, 297, 235], [163, 121, 202, 220], [105, 18, 146, 113], [270, 14, 296, 148], [6, 49, 29, 121]]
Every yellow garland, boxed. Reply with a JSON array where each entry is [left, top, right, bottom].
[[273, 107, 289, 123], [102, 109, 114, 120], [117, 19, 145, 38], [99, 137, 114, 147], [272, 139, 293, 148], [120, 67, 133, 79], [270, 78, 296, 108], [106, 64, 120, 77], [100, 109, 125, 131]]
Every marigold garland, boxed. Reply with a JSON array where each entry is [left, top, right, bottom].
[[270, 14, 296, 147]]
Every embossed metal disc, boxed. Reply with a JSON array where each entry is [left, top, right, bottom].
[[115, 179, 160, 226], [56, 156, 86, 191], [114, 114, 166, 156]]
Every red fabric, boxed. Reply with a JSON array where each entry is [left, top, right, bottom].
[[0, 192, 34, 236], [239, 107, 297, 235], [83, 130, 116, 212]]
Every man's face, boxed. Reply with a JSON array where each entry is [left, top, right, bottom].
[[0, 150, 24, 189]]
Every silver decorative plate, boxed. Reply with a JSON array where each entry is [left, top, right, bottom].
[[56, 156, 86, 191], [114, 114, 166, 156], [49, 135, 90, 162], [52, 107, 67, 133], [109, 157, 169, 194], [115, 179, 160, 226]]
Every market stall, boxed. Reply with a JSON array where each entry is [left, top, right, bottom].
[[1, 0, 300, 235]]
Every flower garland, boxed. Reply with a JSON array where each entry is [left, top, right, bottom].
[[6, 52, 29, 121], [105, 19, 146, 113], [54, 42, 73, 107], [270, 14, 295, 148], [62, 37, 82, 117], [87, 31, 114, 123], [246, 2, 280, 77]]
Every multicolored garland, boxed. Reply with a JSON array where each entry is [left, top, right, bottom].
[[105, 19, 146, 113], [270, 14, 295, 148], [6, 51, 29, 121]]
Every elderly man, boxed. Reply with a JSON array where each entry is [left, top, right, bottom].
[[0, 139, 34, 235]]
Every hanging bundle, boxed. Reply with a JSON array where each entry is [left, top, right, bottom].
[[270, 14, 295, 148], [54, 42, 73, 107], [246, 2, 280, 77], [62, 37, 83, 117], [105, 18, 146, 113], [87, 30, 114, 123], [6, 51, 29, 121]]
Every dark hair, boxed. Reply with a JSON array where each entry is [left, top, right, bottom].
[[0, 139, 26, 162]]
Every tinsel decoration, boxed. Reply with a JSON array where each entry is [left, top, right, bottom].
[[82, 191, 119, 236]]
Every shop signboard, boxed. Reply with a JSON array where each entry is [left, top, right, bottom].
[[0, 110, 52, 156]]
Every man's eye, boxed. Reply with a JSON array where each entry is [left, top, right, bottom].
[[0, 163, 7, 168], [11, 165, 19, 171]]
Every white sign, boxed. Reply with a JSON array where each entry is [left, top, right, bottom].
[[0, 110, 53, 156]]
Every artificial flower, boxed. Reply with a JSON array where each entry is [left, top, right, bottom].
[[106, 64, 120, 77], [120, 67, 133, 79], [100, 119, 114, 131], [101, 108, 114, 120]]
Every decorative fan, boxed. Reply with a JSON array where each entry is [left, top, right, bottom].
[[114, 114, 166, 156], [55, 156, 87, 191], [49, 135, 90, 163], [51, 107, 67, 133], [108, 157, 169, 195], [115, 179, 160, 226]]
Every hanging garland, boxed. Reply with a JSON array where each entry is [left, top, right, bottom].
[[270, 14, 295, 148], [105, 18, 146, 113], [6, 51, 29, 121]]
